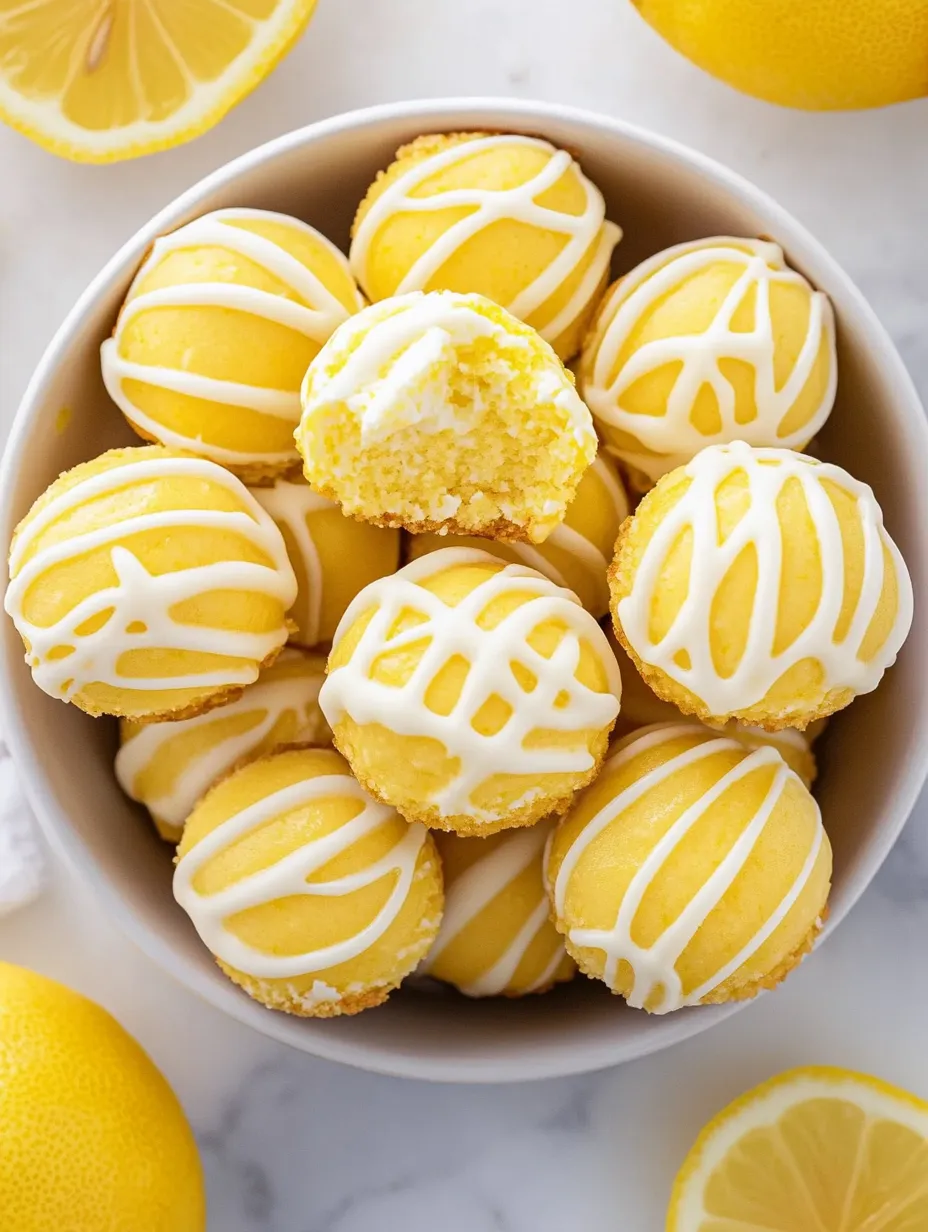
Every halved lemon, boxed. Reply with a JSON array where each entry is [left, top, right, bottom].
[[0, 0, 318, 163], [669, 1066, 928, 1230]]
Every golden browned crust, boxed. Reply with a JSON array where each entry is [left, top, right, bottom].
[[331, 724, 613, 837], [219, 963, 399, 1018], [607, 513, 847, 734], [699, 911, 827, 1005], [298, 469, 559, 545], [559, 914, 826, 1010]]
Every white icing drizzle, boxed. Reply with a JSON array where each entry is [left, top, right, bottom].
[[301, 291, 595, 449], [583, 238, 837, 481], [422, 823, 565, 996], [350, 135, 621, 347], [101, 208, 362, 466], [174, 772, 428, 980], [249, 479, 337, 647], [115, 652, 328, 829], [5, 455, 297, 702], [552, 723, 825, 1012], [617, 442, 914, 717], [320, 547, 622, 822]]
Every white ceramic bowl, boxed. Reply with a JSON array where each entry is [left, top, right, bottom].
[[3, 99, 927, 1083]]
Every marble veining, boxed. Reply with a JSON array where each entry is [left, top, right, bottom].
[[1, 0, 927, 1226]]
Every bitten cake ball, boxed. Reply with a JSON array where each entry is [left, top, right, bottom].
[[101, 208, 363, 481], [116, 649, 330, 842], [422, 819, 575, 998], [406, 453, 629, 619], [610, 442, 913, 730], [546, 723, 832, 1012], [173, 747, 443, 1017], [249, 477, 400, 647], [4, 446, 297, 720], [350, 131, 622, 361], [580, 238, 837, 487], [320, 547, 623, 836], [297, 291, 597, 543]]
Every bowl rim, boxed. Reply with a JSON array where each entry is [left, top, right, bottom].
[[4, 96, 927, 1083]]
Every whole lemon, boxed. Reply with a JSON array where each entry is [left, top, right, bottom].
[[631, 0, 928, 110], [0, 962, 205, 1231]]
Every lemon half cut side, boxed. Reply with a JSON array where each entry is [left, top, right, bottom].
[[0, 0, 318, 163], [669, 1065, 928, 1231]]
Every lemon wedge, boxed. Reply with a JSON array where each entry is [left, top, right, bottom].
[[669, 1066, 928, 1230], [0, 0, 317, 163]]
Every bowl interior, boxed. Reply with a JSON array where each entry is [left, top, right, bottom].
[[4, 100, 927, 1081]]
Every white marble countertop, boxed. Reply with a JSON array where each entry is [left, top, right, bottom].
[[2, 1, 928, 1226]]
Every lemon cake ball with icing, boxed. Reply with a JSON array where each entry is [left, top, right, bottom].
[[4, 446, 297, 720], [349, 131, 621, 362], [406, 453, 629, 619], [116, 649, 330, 842], [610, 441, 913, 731], [297, 290, 597, 543], [421, 820, 575, 998], [546, 722, 831, 1013], [101, 208, 364, 482], [249, 477, 400, 648], [173, 746, 443, 1017], [580, 238, 837, 488], [320, 547, 623, 836]]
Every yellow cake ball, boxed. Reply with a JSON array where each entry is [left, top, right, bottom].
[[320, 547, 623, 836], [406, 453, 629, 618], [350, 131, 622, 361], [546, 722, 832, 1012], [101, 209, 364, 481], [249, 476, 400, 648], [297, 290, 597, 543], [116, 649, 330, 842], [580, 238, 837, 487], [173, 746, 443, 1017], [610, 442, 913, 730], [422, 819, 575, 997], [4, 446, 297, 720]]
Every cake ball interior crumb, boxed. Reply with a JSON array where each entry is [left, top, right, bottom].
[[297, 292, 596, 544]]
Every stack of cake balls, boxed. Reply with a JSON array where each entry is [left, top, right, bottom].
[[5, 131, 914, 1020]]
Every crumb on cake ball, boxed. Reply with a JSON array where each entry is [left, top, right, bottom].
[[249, 476, 400, 648], [296, 290, 598, 544], [173, 746, 443, 1017], [406, 452, 629, 619], [609, 441, 913, 731], [116, 648, 330, 842], [350, 131, 622, 361], [545, 722, 832, 1012], [422, 819, 575, 997], [101, 208, 363, 482], [4, 446, 297, 720], [319, 547, 623, 836], [580, 238, 837, 488]]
